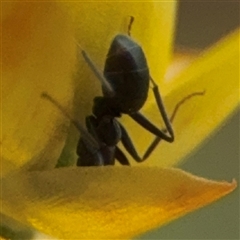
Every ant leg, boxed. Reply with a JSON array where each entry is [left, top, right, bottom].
[[127, 16, 134, 36], [124, 91, 205, 162], [130, 77, 175, 142], [140, 91, 205, 159], [41, 92, 100, 150], [115, 147, 130, 165], [119, 121, 153, 162], [41, 92, 107, 166], [77, 116, 105, 166], [130, 112, 174, 142], [118, 122, 141, 162], [119, 120, 164, 162], [76, 138, 104, 166], [76, 44, 115, 97]]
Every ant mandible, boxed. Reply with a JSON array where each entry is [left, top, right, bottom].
[[42, 17, 204, 166]]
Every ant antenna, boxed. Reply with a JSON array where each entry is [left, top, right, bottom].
[[41, 92, 100, 150], [142, 90, 206, 160], [74, 39, 115, 97], [149, 77, 205, 121], [127, 16, 134, 36], [170, 90, 206, 122]]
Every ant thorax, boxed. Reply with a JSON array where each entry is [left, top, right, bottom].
[[92, 96, 122, 119]]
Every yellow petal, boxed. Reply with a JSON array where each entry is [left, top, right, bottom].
[[1, 167, 236, 239], [165, 49, 200, 81], [2, 2, 177, 173], [1, 2, 76, 176], [121, 29, 240, 167]]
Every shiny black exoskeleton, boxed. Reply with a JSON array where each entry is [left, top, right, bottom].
[[75, 27, 204, 166], [42, 18, 204, 166]]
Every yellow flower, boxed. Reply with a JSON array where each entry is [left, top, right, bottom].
[[1, 1, 238, 239]]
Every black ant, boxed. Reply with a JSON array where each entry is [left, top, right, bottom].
[[42, 17, 205, 166]]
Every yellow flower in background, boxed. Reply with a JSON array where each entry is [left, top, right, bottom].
[[1, 1, 239, 239]]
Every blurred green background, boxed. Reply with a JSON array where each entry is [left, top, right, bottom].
[[138, 2, 239, 240]]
